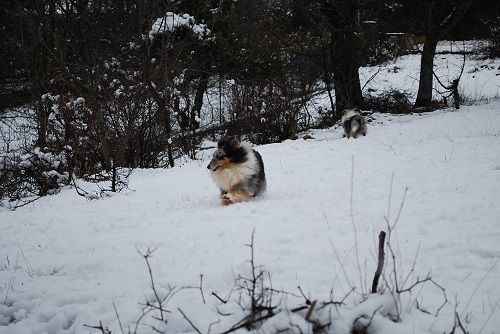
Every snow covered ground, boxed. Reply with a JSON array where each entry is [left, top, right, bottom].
[[1, 99, 500, 333]]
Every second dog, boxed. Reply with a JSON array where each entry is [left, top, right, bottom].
[[342, 109, 367, 139]]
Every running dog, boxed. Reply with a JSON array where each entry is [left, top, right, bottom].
[[207, 136, 266, 205], [342, 109, 367, 139]]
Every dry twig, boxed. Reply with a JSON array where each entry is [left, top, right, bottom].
[[371, 231, 386, 293]]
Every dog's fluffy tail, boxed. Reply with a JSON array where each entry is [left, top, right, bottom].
[[351, 120, 359, 134]]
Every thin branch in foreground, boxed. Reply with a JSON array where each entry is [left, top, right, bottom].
[[318, 287, 356, 310], [386, 185, 408, 233], [449, 311, 467, 334], [297, 285, 312, 305], [4, 253, 19, 304], [353, 305, 383, 333], [199, 274, 206, 304], [136, 247, 171, 322], [207, 319, 221, 334], [478, 297, 500, 334], [178, 308, 202, 334], [397, 273, 449, 317], [461, 259, 499, 318], [83, 321, 112, 334], [219, 311, 278, 334], [113, 300, 125, 334], [211, 291, 229, 304], [11, 226, 34, 277], [401, 242, 422, 290]]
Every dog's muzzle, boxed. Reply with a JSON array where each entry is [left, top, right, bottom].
[[207, 162, 221, 172]]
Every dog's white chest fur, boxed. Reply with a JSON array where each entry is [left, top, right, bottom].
[[210, 143, 258, 191]]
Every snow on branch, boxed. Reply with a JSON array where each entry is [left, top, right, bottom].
[[149, 12, 211, 40]]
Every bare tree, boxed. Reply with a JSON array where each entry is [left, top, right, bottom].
[[322, 0, 364, 115], [414, 0, 475, 109]]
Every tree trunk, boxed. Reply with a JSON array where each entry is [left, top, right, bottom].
[[318, 35, 336, 114], [166, 142, 174, 168], [414, 0, 475, 108], [36, 99, 48, 148], [111, 159, 116, 192], [191, 69, 210, 130], [330, 31, 363, 116], [322, 0, 363, 118], [414, 38, 438, 108]]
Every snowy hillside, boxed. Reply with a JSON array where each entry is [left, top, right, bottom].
[[1, 101, 500, 333], [301, 49, 500, 123]]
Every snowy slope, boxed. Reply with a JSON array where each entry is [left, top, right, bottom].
[[360, 54, 500, 102], [294, 53, 500, 126], [1, 101, 500, 333]]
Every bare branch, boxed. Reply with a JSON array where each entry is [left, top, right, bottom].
[[199, 274, 206, 304], [83, 321, 112, 334], [178, 308, 203, 334], [371, 231, 386, 293], [305, 300, 317, 321], [353, 305, 383, 332], [112, 301, 125, 334], [361, 68, 382, 92]]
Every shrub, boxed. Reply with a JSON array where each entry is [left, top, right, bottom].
[[364, 90, 413, 114]]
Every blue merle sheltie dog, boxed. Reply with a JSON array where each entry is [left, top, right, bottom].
[[342, 109, 367, 139], [207, 136, 266, 205]]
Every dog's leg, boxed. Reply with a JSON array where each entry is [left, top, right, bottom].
[[221, 194, 232, 206], [222, 188, 250, 205]]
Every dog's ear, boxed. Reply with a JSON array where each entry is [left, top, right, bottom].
[[217, 136, 229, 148], [218, 136, 238, 148], [227, 137, 238, 147]]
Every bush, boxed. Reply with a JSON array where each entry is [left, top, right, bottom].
[[223, 78, 314, 144], [0, 147, 68, 208], [487, 23, 500, 58], [364, 90, 414, 114]]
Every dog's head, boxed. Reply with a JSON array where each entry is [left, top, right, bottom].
[[207, 136, 247, 172]]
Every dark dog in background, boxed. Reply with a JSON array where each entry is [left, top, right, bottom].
[[342, 109, 367, 139], [207, 136, 266, 205]]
